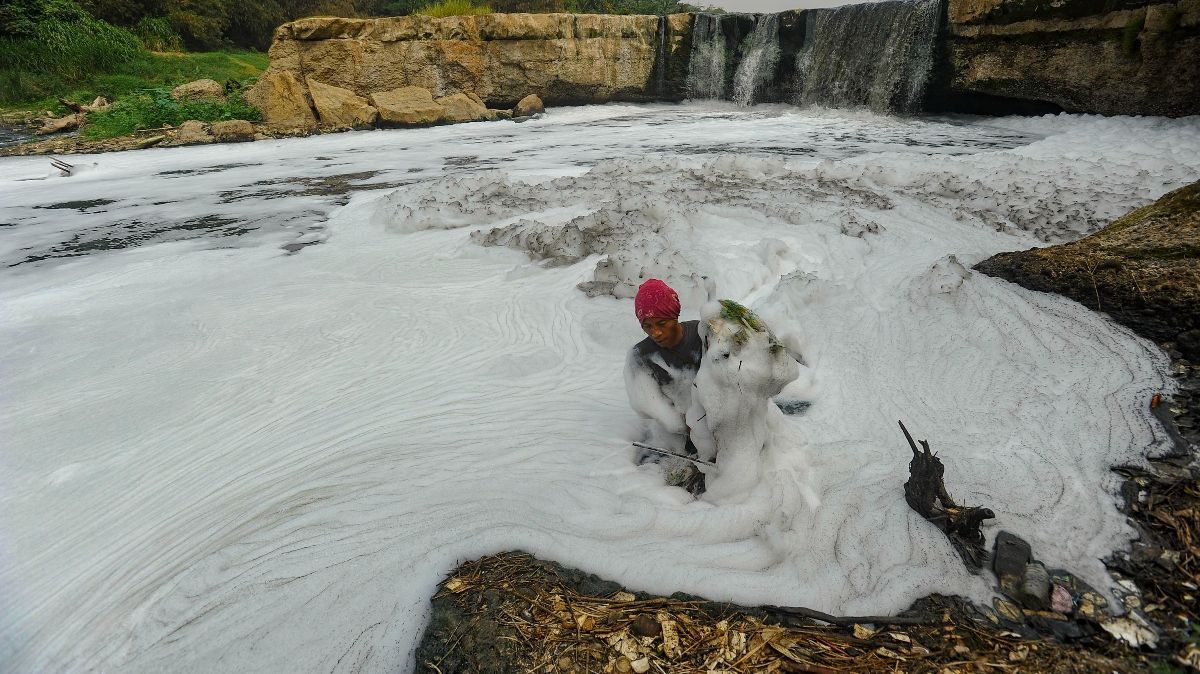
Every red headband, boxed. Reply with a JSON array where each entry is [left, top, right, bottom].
[[634, 278, 680, 322]]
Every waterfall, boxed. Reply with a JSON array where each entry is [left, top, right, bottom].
[[686, 13, 727, 100], [792, 0, 941, 113], [652, 15, 668, 98], [732, 13, 781, 106], [681, 0, 943, 113]]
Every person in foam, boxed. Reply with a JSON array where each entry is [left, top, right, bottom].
[[624, 279, 708, 491]]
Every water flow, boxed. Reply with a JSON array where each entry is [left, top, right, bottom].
[[732, 13, 781, 106], [686, 13, 727, 100], [793, 0, 941, 113], [652, 15, 668, 97]]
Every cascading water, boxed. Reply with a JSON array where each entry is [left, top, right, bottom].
[[652, 14, 668, 98], [732, 13, 781, 106], [792, 0, 941, 113], [686, 13, 727, 100], [683, 0, 942, 113]]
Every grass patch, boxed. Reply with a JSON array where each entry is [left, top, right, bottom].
[[82, 87, 262, 139], [2, 49, 268, 114], [416, 0, 492, 17]]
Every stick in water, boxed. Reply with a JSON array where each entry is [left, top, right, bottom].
[[631, 442, 716, 467]]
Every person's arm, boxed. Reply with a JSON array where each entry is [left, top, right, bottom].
[[624, 350, 687, 435]]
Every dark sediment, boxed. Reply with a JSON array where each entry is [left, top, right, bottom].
[[414, 552, 1155, 673]]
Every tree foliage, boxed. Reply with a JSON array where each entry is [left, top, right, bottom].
[[6, 0, 713, 58]]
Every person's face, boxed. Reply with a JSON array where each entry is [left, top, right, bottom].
[[641, 316, 682, 348]]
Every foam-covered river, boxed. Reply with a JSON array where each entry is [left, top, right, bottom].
[[2, 103, 1199, 671]]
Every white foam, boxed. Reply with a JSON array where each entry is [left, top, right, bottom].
[[1, 104, 1197, 672]]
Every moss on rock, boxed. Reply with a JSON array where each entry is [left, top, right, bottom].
[[975, 179, 1200, 359]]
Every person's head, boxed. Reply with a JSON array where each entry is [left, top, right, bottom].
[[635, 278, 683, 348]]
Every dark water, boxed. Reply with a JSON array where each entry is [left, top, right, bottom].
[[0, 125, 33, 148]]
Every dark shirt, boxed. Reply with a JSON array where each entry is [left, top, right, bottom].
[[631, 320, 703, 387]]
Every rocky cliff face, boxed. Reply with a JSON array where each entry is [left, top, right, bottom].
[[937, 0, 1200, 115], [248, 12, 692, 123]]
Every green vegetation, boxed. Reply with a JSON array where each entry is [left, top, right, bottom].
[[1, 0, 267, 110], [417, 0, 492, 16], [2, 45, 267, 111], [718, 299, 765, 332], [83, 86, 261, 138]]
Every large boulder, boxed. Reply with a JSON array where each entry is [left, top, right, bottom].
[[306, 77, 378, 128], [211, 119, 255, 142], [369, 86, 446, 126], [171, 79, 226, 103], [173, 120, 213, 145], [245, 71, 317, 131], [435, 93, 489, 123], [976, 180, 1200, 359], [514, 94, 544, 117]]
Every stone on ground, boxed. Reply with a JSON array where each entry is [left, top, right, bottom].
[[369, 87, 447, 126], [306, 77, 378, 128], [171, 79, 226, 103], [514, 93, 544, 117], [173, 120, 213, 145], [210, 119, 254, 142], [436, 93, 489, 123], [81, 97, 109, 112]]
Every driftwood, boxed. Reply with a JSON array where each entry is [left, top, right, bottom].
[[50, 157, 73, 176], [899, 420, 994, 570], [57, 97, 85, 113]]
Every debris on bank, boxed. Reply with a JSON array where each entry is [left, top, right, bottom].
[[414, 552, 1161, 674]]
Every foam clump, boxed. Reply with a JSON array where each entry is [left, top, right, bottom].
[[694, 300, 810, 505]]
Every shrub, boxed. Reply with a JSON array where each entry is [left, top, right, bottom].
[[134, 16, 183, 51], [0, 15, 144, 74], [83, 85, 262, 138], [416, 0, 492, 17]]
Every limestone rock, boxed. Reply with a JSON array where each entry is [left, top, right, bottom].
[[942, 0, 1200, 116], [435, 93, 488, 123], [36, 113, 85, 135], [211, 119, 255, 142], [254, 14, 660, 108], [245, 71, 317, 131], [171, 79, 226, 103], [486, 108, 513, 121], [174, 120, 213, 145], [514, 94, 544, 117], [306, 77, 378, 128], [369, 87, 446, 126]]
